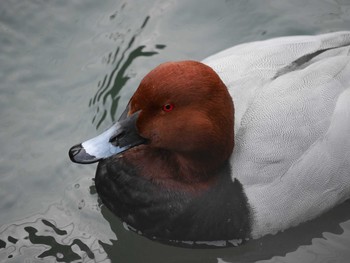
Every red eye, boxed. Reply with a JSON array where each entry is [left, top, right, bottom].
[[162, 103, 174, 112]]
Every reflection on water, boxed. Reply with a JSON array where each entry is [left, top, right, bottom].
[[24, 224, 94, 261], [89, 15, 166, 129], [0, 203, 110, 263], [97, 200, 350, 263]]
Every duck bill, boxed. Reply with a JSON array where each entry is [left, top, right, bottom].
[[69, 110, 146, 164]]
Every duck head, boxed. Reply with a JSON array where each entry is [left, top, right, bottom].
[[69, 60, 234, 176]]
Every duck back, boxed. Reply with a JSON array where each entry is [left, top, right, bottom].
[[204, 31, 350, 238]]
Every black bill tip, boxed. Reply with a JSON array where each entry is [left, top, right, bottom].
[[69, 143, 100, 164]]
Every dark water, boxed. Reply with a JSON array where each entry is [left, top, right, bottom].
[[1, 0, 350, 262]]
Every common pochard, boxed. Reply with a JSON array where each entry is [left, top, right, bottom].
[[69, 31, 350, 245]]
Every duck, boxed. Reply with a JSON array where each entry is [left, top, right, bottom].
[[69, 31, 350, 246]]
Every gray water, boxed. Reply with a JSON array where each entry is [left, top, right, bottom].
[[1, 0, 350, 262]]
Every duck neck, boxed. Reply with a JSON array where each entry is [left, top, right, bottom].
[[175, 150, 226, 183], [124, 146, 225, 193]]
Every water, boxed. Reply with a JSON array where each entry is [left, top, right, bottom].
[[1, 0, 350, 262]]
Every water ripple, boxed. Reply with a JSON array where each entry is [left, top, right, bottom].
[[0, 204, 110, 263], [89, 15, 166, 129]]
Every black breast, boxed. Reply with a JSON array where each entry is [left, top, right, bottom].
[[95, 156, 252, 244]]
